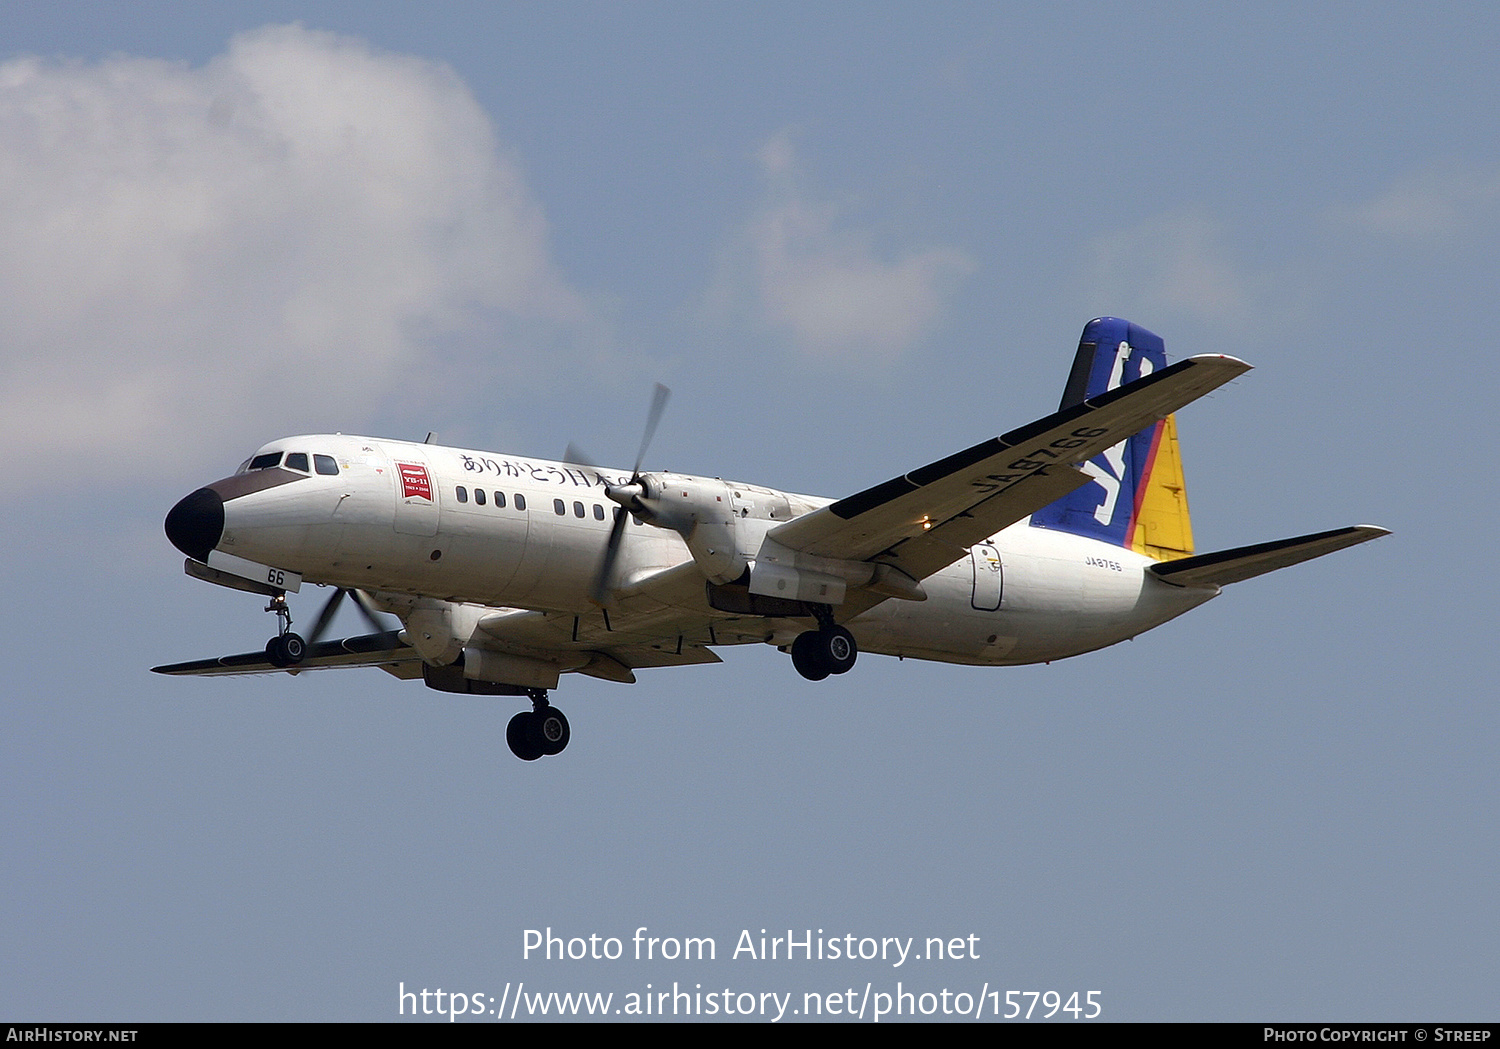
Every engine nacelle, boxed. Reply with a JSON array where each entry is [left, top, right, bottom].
[[402, 597, 487, 666], [633, 472, 750, 585], [748, 537, 928, 606], [461, 647, 570, 690]]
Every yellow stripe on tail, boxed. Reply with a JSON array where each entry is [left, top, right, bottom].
[[1128, 413, 1195, 561]]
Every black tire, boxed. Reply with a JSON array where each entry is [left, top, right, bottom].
[[822, 625, 857, 675], [266, 633, 307, 668], [507, 711, 544, 761], [791, 631, 831, 681], [529, 706, 571, 756]]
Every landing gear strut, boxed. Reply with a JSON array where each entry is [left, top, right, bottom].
[[790, 606, 858, 681], [263, 594, 306, 668], [506, 688, 571, 761]]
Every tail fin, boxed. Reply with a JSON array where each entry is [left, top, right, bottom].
[[1029, 318, 1195, 560]]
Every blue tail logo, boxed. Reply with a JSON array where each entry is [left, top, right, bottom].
[[1030, 318, 1194, 559]]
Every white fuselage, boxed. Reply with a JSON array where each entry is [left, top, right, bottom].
[[207, 433, 1216, 670]]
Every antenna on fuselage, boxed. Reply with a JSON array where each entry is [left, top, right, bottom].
[[424, 432, 438, 444]]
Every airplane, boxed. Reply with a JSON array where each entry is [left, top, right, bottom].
[[154, 318, 1388, 761]]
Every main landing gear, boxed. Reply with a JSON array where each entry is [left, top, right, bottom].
[[264, 595, 306, 668], [507, 689, 571, 761], [789, 606, 858, 681]]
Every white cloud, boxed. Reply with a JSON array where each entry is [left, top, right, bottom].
[[1338, 164, 1500, 242], [714, 130, 972, 362], [1086, 211, 1257, 329], [0, 25, 592, 482]]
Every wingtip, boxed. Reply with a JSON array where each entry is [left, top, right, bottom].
[[1185, 352, 1253, 372]]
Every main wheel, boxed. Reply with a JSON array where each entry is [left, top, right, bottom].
[[507, 711, 544, 761], [790, 631, 831, 681], [529, 706, 571, 756], [822, 625, 857, 675]]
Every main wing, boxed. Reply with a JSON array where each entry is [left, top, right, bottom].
[[151, 630, 424, 679], [149, 612, 726, 685], [765, 354, 1250, 603], [150, 567, 738, 685]]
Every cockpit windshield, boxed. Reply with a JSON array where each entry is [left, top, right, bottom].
[[236, 449, 341, 475]]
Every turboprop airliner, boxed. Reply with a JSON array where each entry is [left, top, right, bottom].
[[155, 318, 1387, 761]]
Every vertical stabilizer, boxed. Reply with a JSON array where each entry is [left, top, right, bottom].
[[1030, 318, 1195, 560]]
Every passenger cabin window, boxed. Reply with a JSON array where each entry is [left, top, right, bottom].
[[573, 500, 585, 518], [593, 504, 605, 520], [474, 489, 486, 506], [456, 486, 468, 503], [553, 498, 566, 516], [495, 492, 506, 508], [314, 454, 339, 476], [248, 452, 282, 471], [284, 452, 309, 473], [515, 494, 526, 511]]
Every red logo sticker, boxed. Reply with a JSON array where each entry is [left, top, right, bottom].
[[397, 462, 432, 501]]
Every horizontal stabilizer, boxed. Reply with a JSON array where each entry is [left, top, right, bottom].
[[1148, 525, 1390, 589]]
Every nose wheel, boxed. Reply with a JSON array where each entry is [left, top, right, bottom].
[[263, 594, 306, 668], [507, 690, 571, 760], [265, 632, 306, 668]]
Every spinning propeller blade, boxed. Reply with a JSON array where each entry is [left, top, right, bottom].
[[305, 587, 388, 644], [587, 383, 671, 606], [633, 383, 670, 477]]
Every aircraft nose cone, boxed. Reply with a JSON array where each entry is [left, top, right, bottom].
[[165, 487, 224, 563]]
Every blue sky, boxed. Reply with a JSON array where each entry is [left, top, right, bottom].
[[2, 2, 1495, 1021]]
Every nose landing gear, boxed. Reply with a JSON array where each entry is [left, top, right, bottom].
[[507, 689, 571, 761], [263, 595, 307, 669]]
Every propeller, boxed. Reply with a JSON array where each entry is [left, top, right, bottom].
[[304, 586, 390, 645], [566, 383, 671, 607]]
